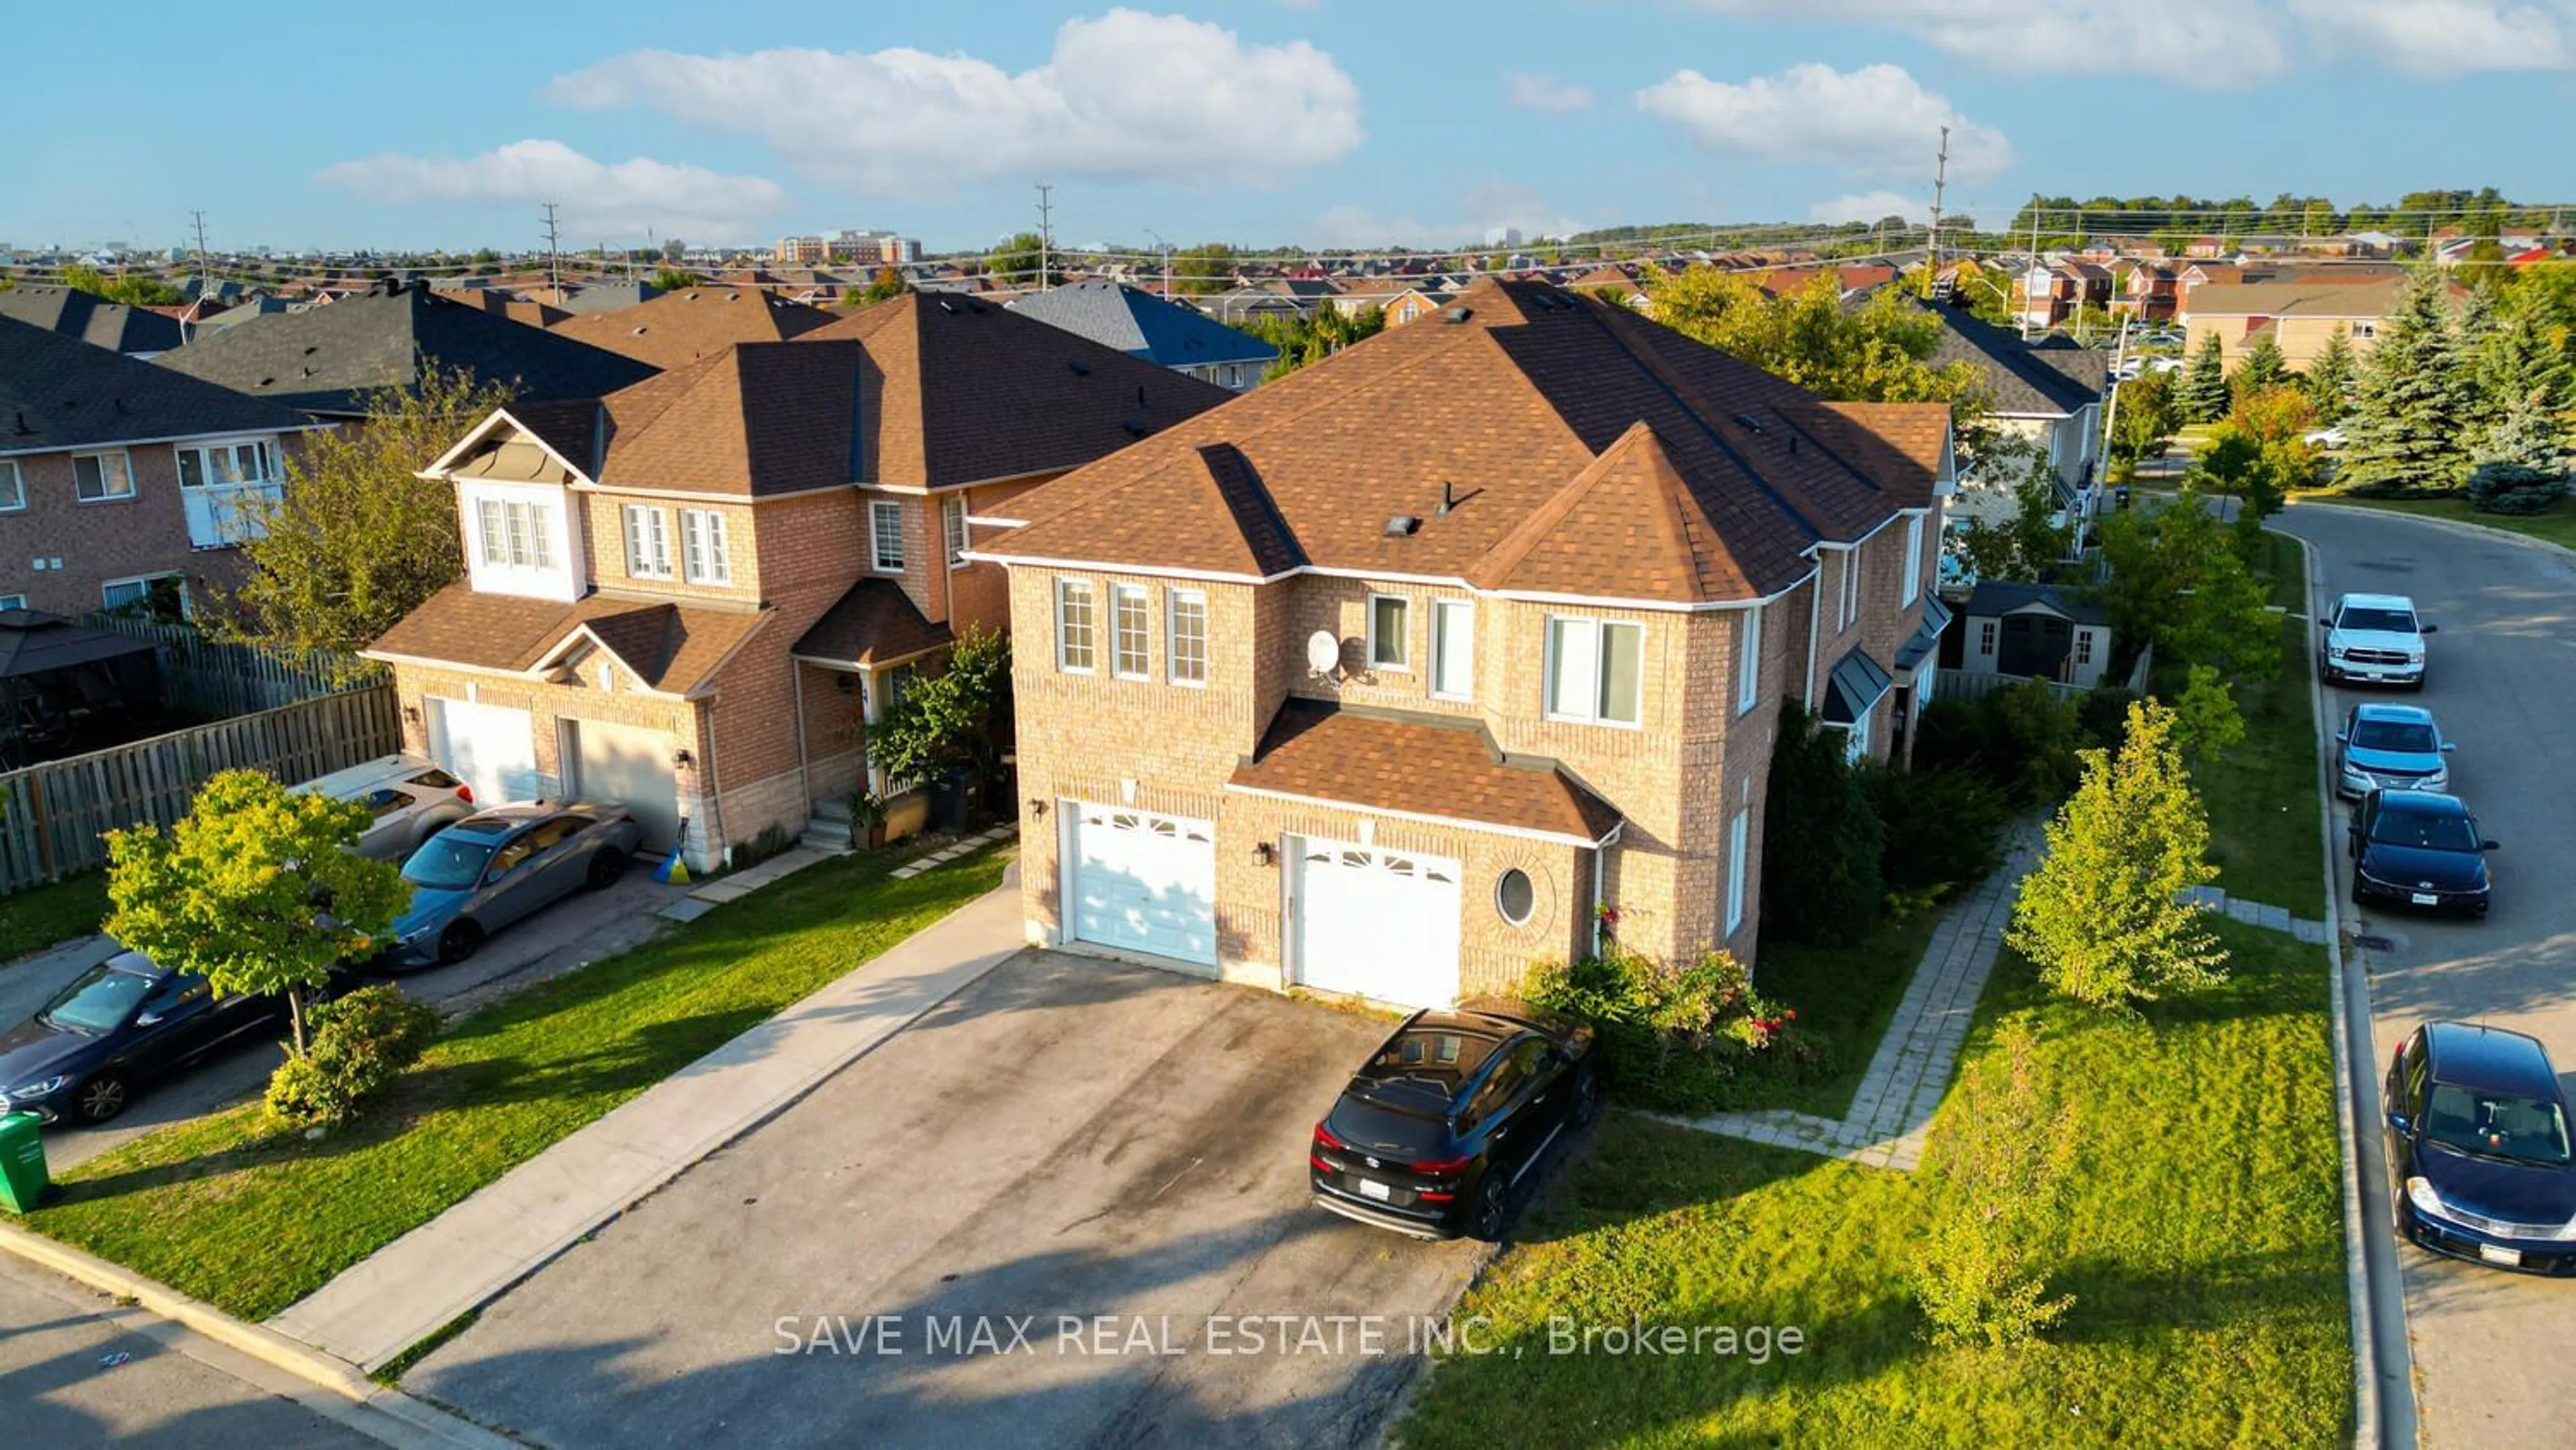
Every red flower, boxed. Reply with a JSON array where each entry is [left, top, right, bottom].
[[1784, 1009, 1798, 1022]]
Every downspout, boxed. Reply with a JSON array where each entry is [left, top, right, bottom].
[[702, 696, 729, 870], [1803, 566, 1823, 706], [791, 662, 812, 815]]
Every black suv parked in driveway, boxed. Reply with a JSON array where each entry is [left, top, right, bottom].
[[1310, 999, 1599, 1241], [2384, 1021, 2576, 1274]]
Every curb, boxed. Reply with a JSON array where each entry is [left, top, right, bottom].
[[2288, 496, 2576, 560], [0, 1219, 516, 1450]]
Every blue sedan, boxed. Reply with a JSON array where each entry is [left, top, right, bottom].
[[0, 952, 299, 1125], [384, 802, 642, 968]]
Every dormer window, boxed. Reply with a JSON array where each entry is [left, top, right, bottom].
[[479, 499, 555, 570]]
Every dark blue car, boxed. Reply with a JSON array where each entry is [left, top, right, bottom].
[[0, 952, 294, 1125], [2348, 788, 2496, 917], [2385, 1022, 2576, 1274]]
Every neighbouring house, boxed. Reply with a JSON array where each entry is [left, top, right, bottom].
[[2016, 259, 2115, 329], [363, 294, 1234, 871], [1950, 581, 2118, 690], [549, 287, 838, 371], [2180, 276, 2431, 372], [154, 276, 659, 420], [1006, 280, 1278, 391], [1379, 288, 1456, 327], [432, 286, 572, 330], [0, 286, 184, 357], [2112, 262, 2180, 322], [1925, 303, 2108, 496], [970, 279, 1955, 1009], [0, 314, 325, 617]]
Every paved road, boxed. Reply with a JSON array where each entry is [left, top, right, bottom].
[[0, 1251, 371, 1448], [2274, 501, 2576, 1450], [409, 951, 1492, 1450], [0, 871, 680, 1171]]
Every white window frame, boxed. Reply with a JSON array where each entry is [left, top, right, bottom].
[[1901, 516, 1923, 605], [72, 450, 136, 504], [0, 459, 21, 512], [1736, 605, 1763, 715], [623, 504, 674, 580], [1367, 592, 1411, 672], [174, 436, 284, 548], [681, 508, 732, 585], [1725, 808, 1750, 935], [1839, 546, 1864, 629], [1112, 583, 1150, 680], [1167, 588, 1208, 687], [2075, 628, 2095, 668], [943, 495, 970, 568], [476, 497, 557, 571], [1841, 711, 1872, 766], [871, 499, 906, 574], [1978, 620, 1997, 658], [174, 437, 280, 491], [1055, 578, 1096, 674], [1430, 598, 1474, 702], [101, 571, 187, 617], [1544, 616, 1645, 727], [0, 593, 25, 611]]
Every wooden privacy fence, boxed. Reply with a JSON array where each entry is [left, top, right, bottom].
[[80, 612, 382, 718], [0, 684, 399, 894]]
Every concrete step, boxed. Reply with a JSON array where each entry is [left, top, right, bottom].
[[798, 826, 855, 856], [809, 798, 853, 824]]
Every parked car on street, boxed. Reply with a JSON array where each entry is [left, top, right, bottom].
[[2335, 702, 2455, 799], [2383, 1021, 2576, 1274], [2318, 591, 2435, 688], [299, 754, 477, 862], [2349, 788, 2496, 916], [0, 951, 309, 1125], [382, 802, 641, 968], [2301, 425, 2349, 449], [1309, 999, 1599, 1241]]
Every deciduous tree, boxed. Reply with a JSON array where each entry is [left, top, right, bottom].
[[1648, 268, 1989, 408]]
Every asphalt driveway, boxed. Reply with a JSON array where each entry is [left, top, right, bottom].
[[407, 951, 1492, 1450], [0, 870, 682, 1171]]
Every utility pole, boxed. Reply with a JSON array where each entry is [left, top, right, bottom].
[[2023, 195, 2043, 341], [1925, 125, 1949, 297], [541, 202, 563, 305], [1034, 183, 1055, 292], [187, 209, 210, 340]]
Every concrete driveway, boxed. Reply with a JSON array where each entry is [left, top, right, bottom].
[[407, 951, 1492, 1450], [0, 871, 682, 1172], [2275, 501, 2576, 1450]]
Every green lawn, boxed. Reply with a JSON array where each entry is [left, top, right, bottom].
[[2294, 491, 2576, 552], [1740, 908, 1944, 1119], [30, 844, 1010, 1322], [1398, 916, 2348, 1449], [2194, 533, 2325, 914], [0, 871, 108, 966]]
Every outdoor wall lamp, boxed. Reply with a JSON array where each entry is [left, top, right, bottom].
[[672, 747, 694, 770], [400, 704, 421, 726], [1028, 798, 1048, 820], [1252, 841, 1276, 868]]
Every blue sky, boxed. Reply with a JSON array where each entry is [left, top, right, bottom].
[[4, 1, 2572, 256]]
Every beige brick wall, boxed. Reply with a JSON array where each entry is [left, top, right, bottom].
[[583, 490, 764, 603], [945, 476, 1053, 633], [1, 436, 305, 615]]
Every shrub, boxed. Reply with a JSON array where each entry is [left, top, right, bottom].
[[1915, 1019, 2077, 1349], [1914, 682, 2086, 810], [264, 985, 440, 1127], [1864, 764, 2008, 898], [1760, 701, 1886, 945], [2466, 461, 2571, 516], [1523, 945, 1815, 1114], [2076, 686, 2138, 754]]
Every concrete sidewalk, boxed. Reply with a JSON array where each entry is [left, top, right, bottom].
[[268, 862, 1028, 1371]]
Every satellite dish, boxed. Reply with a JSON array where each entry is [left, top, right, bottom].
[[1305, 630, 1341, 676]]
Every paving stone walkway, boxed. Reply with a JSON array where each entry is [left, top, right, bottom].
[[2183, 883, 2330, 944], [892, 822, 1020, 880]]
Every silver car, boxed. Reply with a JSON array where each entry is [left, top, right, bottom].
[[384, 802, 643, 968], [301, 754, 478, 861]]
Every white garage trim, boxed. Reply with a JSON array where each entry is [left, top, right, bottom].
[[1288, 836, 1463, 1011], [1063, 802, 1218, 968]]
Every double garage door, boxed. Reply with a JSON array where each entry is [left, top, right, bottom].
[[1060, 803, 1460, 1010]]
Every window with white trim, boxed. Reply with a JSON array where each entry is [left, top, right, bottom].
[[0, 594, 25, 612], [1430, 599, 1473, 701], [1902, 516, 1923, 604], [1112, 584, 1150, 679], [1841, 711, 1872, 765], [176, 438, 279, 490], [476, 498, 556, 569], [102, 572, 186, 619], [2075, 629, 2095, 667], [623, 505, 673, 579], [871, 499, 906, 572], [1167, 589, 1208, 686], [0, 460, 21, 511], [1055, 579, 1096, 672], [176, 438, 285, 547], [1545, 617, 1644, 725], [1978, 619, 1997, 657], [681, 509, 731, 585], [1368, 593, 1409, 672], [1838, 545, 1864, 629], [943, 495, 969, 566], [1736, 605, 1763, 715], [73, 451, 134, 503], [1725, 809, 1750, 935]]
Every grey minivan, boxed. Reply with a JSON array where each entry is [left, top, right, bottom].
[[384, 802, 641, 968]]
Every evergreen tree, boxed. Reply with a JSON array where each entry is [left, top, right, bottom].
[[2473, 290, 2574, 457], [2304, 325, 2359, 423], [2178, 331, 2231, 423], [2231, 331, 2289, 402], [2341, 270, 2473, 495]]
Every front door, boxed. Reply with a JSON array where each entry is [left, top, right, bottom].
[[1997, 613, 2074, 680]]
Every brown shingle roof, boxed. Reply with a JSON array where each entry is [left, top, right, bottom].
[[550, 287, 837, 370], [1229, 701, 1620, 844], [790, 578, 954, 666], [987, 279, 1950, 601], [367, 582, 764, 695]]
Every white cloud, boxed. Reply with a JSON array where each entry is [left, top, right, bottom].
[[1689, 1, 2294, 88], [1636, 63, 2012, 182], [2288, 0, 2573, 77], [313, 140, 786, 240], [1505, 72, 1595, 111], [1807, 190, 1929, 225], [547, 11, 1364, 193]]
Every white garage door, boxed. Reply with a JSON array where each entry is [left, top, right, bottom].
[[570, 719, 680, 850], [1291, 839, 1462, 1010], [1066, 804, 1217, 966], [423, 697, 537, 807]]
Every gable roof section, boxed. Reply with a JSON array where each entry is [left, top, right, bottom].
[[1921, 304, 2106, 418], [152, 283, 659, 415], [790, 578, 955, 667], [549, 287, 838, 370], [1006, 280, 1277, 370], [1963, 579, 2111, 626], [366, 581, 764, 695], [0, 286, 183, 354], [983, 279, 1950, 603], [0, 313, 316, 453], [1228, 700, 1621, 845], [2182, 277, 2416, 321]]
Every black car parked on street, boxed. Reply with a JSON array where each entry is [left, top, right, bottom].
[[1310, 999, 1599, 1241], [2384, 1021, 2576, 1274], [2347, 788, 2498, 917]]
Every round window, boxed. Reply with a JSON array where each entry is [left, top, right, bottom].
[[1495, 868, 1536, 926]]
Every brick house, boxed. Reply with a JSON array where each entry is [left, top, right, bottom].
[[547, 286, 839, 371], [0, 313, 322, 617], [364, 294, 1231, 871], [971, 280, 1954, 1011]]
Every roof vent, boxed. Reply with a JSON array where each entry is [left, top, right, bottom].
[[1122, 419, 1150, 438], [1068, 359, 1091, 376], [1385, 515, 1421, 537], [1437, 480, 1459, 515], [303, 344, 317, 355], [1733, 412, 1766, 434], [1441, 305, 1473, 324], [11, 411, 30, 435], [938, 298, 959, 313]]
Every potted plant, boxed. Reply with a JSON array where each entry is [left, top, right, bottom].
[[846, 788, 889, 850]]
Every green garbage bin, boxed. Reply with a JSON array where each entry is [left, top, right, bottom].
[[0, 1111, 48, 1214]]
